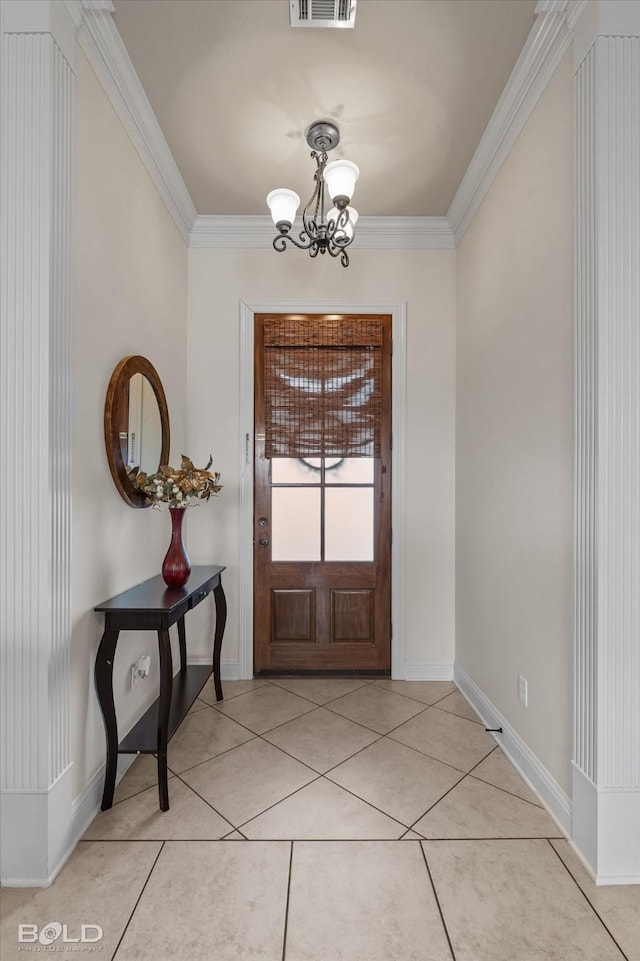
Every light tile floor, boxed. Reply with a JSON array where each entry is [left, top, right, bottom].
[[2, 678, 639, 961]]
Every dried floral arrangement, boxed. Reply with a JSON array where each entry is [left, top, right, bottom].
[[129, 455, 222, 508]]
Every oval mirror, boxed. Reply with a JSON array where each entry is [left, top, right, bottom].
[[104, 355, 170, 507]]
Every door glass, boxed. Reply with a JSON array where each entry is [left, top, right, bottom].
[[325, 457, 374, 484], [271, 488, 321, 560], [272, 458, 321, 484], [325, 488, 374, 561]]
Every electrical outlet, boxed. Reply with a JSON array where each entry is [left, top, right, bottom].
[[517, 674, 528, 707], [138, 655, 151, 678], [131, 655, 151, 690]]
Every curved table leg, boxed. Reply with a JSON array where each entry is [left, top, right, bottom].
[[157, 629, 173, 811], [177, 616, 187, 675], [212, 581, 227, 702], [95, 629, 120, 810]]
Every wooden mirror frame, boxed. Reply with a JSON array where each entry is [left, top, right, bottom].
[[104, 355, 170, 508]]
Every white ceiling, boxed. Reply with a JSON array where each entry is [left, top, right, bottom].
[[112, 0, 537, 218]]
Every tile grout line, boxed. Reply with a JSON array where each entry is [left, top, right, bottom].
[[322, 699, 433, 732], [405, 770, 469, 834], [171, 770, 238, 832], [257, 729, 386, 777], [110, 840, 166, 961], [281, 841, 294, 961], [104, 729, 545, 844], [267, 677, 373, 705], [404, 745, 534, 835], [379, 732, 478, 776], [231, 772, 326, 833], [546, 840, 631, 961], [176, 696, 434, 785], [212, 677, 374, 719], [232, 767, 409, 837], [404, 748, 497, 833], [419, 841, 458, 961], [212, 702, 318, 737], [414, 835, 567, 841], [166, 699, 460, 784], [77, 838, 164, 843], [264, 704, 392, 739], [109, 738, 492, 841], [314, 775, 409, 833], [467, 772, 546, 811], [170, 732, 260, 775], [210, 679, 471, 747]]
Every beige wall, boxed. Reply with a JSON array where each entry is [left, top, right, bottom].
[[71, 49, 188, 799], [455, 53, 574, 792], [70, 37, 571, 808], [186, 247, 456, 674]]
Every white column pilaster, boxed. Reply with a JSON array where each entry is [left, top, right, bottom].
[[0, 0, 78, 884], [573, 0, 640, 884]]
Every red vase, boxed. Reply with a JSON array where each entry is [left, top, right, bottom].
[[162, 507, 191, 588]]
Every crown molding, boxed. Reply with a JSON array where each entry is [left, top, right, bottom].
[[77, 1, 196, 243], [190, 215, 455, 250], [354, 216, 455, 249], [72, 0, 587, 252], [447, 0, 588, 245]]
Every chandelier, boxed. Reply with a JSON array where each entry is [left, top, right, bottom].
[[266, 120, 359, 268]]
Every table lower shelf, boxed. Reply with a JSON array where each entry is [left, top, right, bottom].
[[118, 664, 212, 755]]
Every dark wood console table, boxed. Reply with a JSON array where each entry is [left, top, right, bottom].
[[94, 565, 226, 812]]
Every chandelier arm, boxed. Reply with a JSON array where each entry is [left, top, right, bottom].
[[324, 240, 349, 265], [330, 233, 354, 250], [273, 231, 316, 252], [326, 207, 355, 251], [289, 230, 316, 250], [326, 205, 348, 241]]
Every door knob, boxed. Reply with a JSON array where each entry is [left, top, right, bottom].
[[258, 538, 270, 548]]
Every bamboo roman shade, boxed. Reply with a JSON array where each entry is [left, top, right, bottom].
[[263, 317, 383, 459]]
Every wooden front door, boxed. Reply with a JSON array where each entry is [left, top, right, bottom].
[[254, 313, 392, 674]]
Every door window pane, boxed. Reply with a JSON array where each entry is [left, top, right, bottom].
[[325, 488, 374, 561], [271, 488, 321, 560], [325, 458, 374, 484], [271, 458, 321, 484]]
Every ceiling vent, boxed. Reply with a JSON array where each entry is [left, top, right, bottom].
[[290, 0, 357, 29]]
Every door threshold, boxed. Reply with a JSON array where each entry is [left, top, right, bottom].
[[255, 670, 390, 678]]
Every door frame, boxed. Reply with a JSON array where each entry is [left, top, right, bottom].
[[239, 300, 407, 680]]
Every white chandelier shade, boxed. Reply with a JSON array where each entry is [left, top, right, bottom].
[[323, 159, 360, 206], [266, 188, 301, 229], [327, 205, 359, 240]]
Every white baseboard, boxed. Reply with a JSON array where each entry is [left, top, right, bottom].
[[220, 662, 241, 680], [594, 786, 640, 884], [187, 657, 241, 680], [401, 660, 454, 681], [571, 763, 597, 872], [2, 753, 146, 888], [1, 755, 138, 888], [1, 764, 74, 887], [196, 656, 452, 683], [572, 764, 640, 884], [454, 664, 572, 837]]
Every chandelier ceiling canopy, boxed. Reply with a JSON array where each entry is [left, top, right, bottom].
[[266, 120, 359, 268]]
